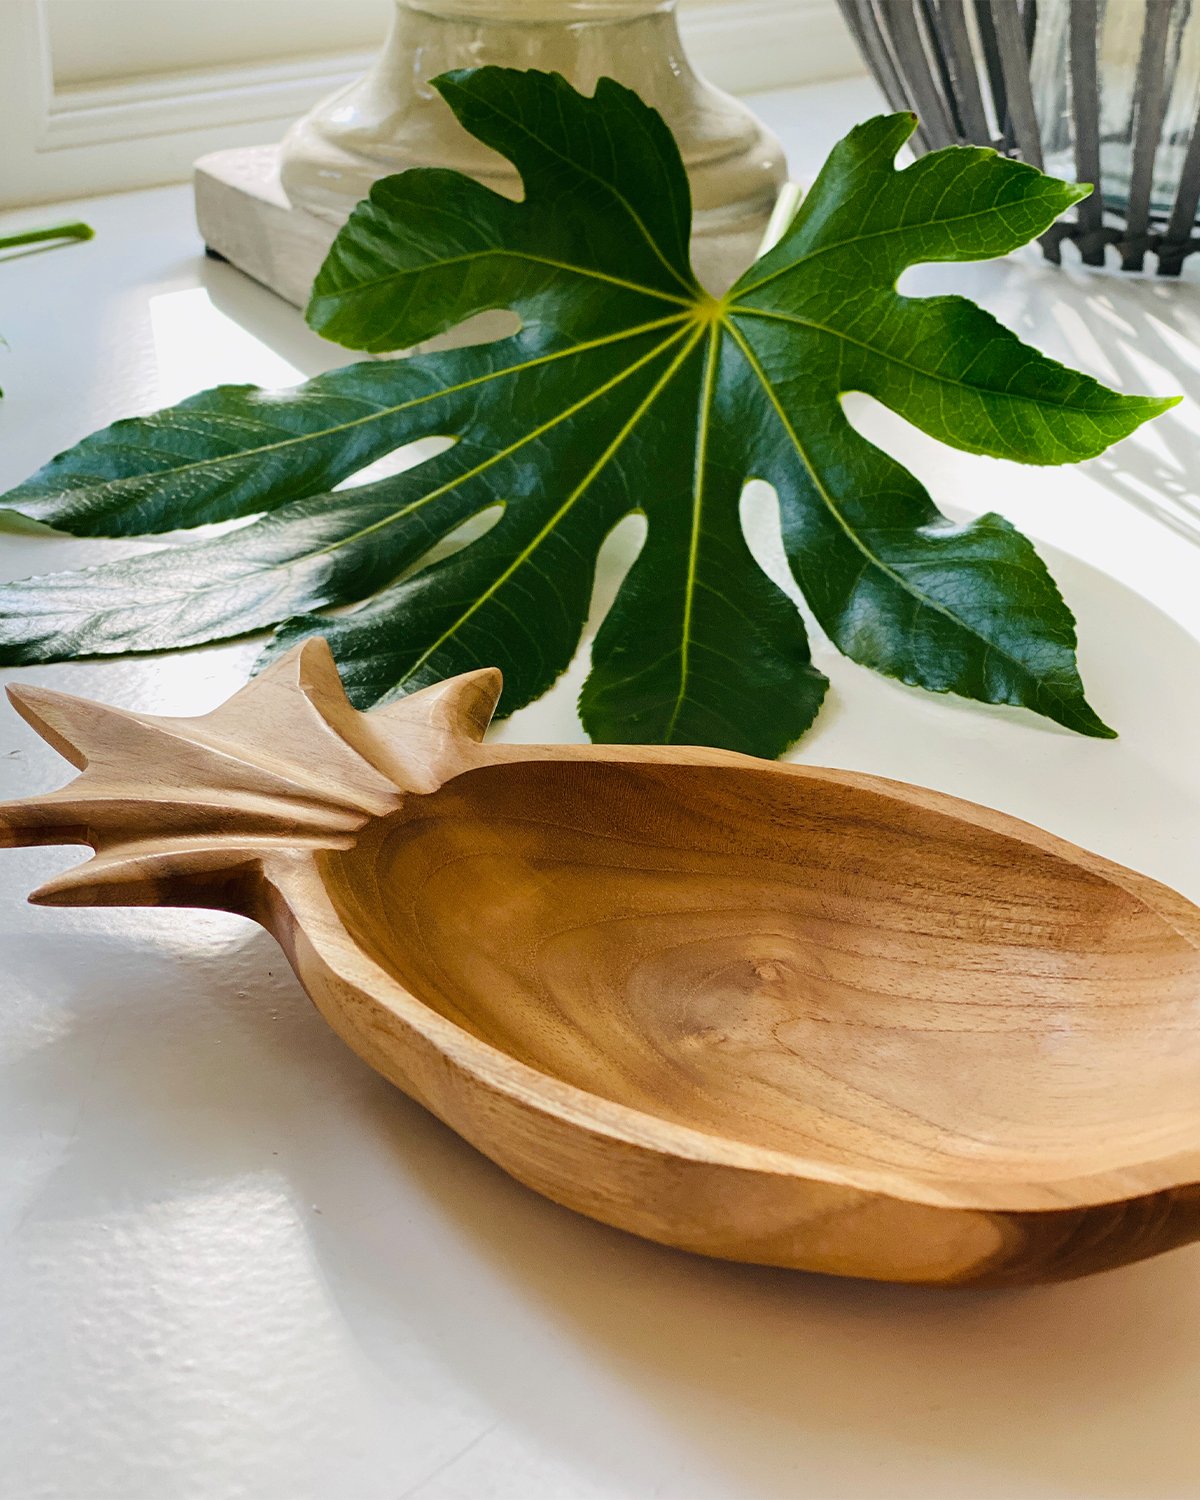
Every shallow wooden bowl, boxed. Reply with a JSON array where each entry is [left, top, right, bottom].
[[4, 638, 1200, 1286]]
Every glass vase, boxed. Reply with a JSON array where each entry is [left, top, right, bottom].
[[1031, 0, 1200, 217]]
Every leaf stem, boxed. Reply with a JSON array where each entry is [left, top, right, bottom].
[[0, 221, 95, 252]]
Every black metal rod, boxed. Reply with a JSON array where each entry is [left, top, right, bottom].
[[840, 0, 931, 148], [988, 1, 1044, 168], [877, 0, 959, 147], [1161, 95, 1200, 272], [838, 0, 1200, 275], [1068, 0, 1107, 265], [836, 0, 877, 67], [936, 0, 995, 144], [972, 0, 1011, 147], [918, 0, 968, 138], [1122, 0, 1173, 270], [1022, 0, 1038, 59]]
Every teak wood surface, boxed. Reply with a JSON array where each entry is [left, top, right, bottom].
[[3, 637, 1200, 1287]]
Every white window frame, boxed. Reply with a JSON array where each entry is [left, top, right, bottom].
[[0, 0, 861, 211]]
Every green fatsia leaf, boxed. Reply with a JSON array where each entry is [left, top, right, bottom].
[[732, 114, 1171, 463], [0, 75, 1176, 754], [0, 367, 440, 538], [307, 69, 697, 351]]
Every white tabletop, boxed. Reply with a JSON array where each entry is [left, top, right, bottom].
[[4, 75, 1200, 1500]]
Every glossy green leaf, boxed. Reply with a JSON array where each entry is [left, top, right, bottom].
[[0, 71, 1176, 754]]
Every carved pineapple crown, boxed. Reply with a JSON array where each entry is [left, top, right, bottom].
[[0, 639, 502, 908]]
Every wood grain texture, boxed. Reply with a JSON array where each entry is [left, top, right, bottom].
[[3, 636, 1200, 1286]]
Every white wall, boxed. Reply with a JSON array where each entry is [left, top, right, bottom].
[[42, 0, 392, 86], [0, 0, 864, 210]]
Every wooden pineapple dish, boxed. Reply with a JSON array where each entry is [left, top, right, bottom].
[[3, 637, 1200, 1287]]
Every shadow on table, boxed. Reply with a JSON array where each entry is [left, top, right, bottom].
[[1040, 278, 1200, 552], [902, 249, 1200, 553], [318, 1074, 1199, 1500]]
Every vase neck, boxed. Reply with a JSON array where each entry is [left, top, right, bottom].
[[375, 2, 693, 138], [403, 1, 673, 18], [281, 0, 784, 290]]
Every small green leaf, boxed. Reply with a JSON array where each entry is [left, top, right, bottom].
[[0, 74, 1176, 755]]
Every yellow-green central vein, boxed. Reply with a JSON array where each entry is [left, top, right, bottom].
[[318, 247, 695, 309], [55, 313, 690, 504], [664, 320, 721, 742], [449, 90, 698, 300], [729, 305, 1096, 416], [397, 323, 707, 688], [727, 187, 1079, 302], [303, 318, 693, 564], [723, 318, 1080, 709]]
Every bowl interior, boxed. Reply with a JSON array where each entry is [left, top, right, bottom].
[[320, 759, 1200, 1191]]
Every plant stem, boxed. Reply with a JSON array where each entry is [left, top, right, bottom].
[[0, 221, 95, 252]]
